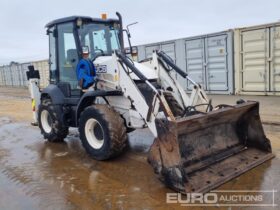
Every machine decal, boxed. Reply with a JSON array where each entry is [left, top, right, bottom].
[[96, 65, 107, 73]]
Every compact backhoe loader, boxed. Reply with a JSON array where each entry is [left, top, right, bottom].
[[27, 12, 274, 193]]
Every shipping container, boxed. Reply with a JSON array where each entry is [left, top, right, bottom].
[[1, 66, 7, 86], [3, 65, 12, 86], [234, 22, 280, 95], [184, 31, 234, 94], [0, 63, 30, 87], [10, 64, 20, 86], [32, 60, 49, 88], [0, 61, 49, 88], [136, 30, 234, 94], [0, 67, 4, 86], [137, 41, 178, 81]]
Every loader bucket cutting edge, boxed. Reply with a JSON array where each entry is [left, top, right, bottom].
[[148, 101, 274, 194]]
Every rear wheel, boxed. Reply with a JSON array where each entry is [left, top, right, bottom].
[[38, 99, 69, 142], [79, 104, 128, 160]]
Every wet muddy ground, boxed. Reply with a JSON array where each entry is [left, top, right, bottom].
[[0, 87, 279, 210]]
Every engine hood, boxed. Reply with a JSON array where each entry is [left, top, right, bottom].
[[94, 56, 158, 80]]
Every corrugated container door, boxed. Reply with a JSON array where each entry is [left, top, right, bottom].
[[241, 29, 270, 92], [3, 68, 6, 86], [161, 43, 176, 61], [271, 26, 280, 92], [11, 65, 18, 86], [161, 43, 177, 79], [0, 67, 3, 86], [205, 35, 228, 91], [19, 64, 26, 87], [15, 65, 21, 86], [10, 65, 15, 86], [4, 66, 12, 86], [145, 45, 160, 59], [185, 39, 205, 90]]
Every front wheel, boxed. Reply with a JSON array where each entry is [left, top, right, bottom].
[[79, 105, 128, 160]]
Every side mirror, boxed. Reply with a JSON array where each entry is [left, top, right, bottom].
[[125, 46, 138, 55]]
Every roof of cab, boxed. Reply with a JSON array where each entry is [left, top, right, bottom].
[[45, 16, 119, 28]]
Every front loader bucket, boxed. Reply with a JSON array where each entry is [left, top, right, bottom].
[[148, 101, 274, 193]]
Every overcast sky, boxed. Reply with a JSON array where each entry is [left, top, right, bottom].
[[0, 0, 279, 65]]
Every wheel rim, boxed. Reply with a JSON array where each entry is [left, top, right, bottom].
[[85, 118, 104, 149], [41, 110, 52, 133]]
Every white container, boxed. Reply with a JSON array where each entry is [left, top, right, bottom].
[[10, 64, 21, 86], [137, 41, 178, 82], [137, 30, 234, 94], [234, 22, 280, 95], [32, 60, 49, 88], [184, 31, 234, 94], [0, 67, 4, 86], [3, 65, 12, 86]]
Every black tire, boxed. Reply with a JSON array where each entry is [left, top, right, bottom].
[[79, 104, 128, 160], [38, 99, 69, 142], [164, 92, 184, 117]]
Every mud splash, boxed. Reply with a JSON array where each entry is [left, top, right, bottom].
[[0, 117, 279, 210]]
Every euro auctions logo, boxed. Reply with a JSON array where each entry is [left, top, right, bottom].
[[166, 190, 278, 207]]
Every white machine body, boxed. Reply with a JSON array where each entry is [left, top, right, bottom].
[[29, 51, 208, 136]]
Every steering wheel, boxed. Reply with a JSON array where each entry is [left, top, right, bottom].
[[91, 48, 105, 62], [94, 48, 104, 54]]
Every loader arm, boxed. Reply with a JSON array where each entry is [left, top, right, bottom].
[[114, 52, 177, 137], [152, 51, 209, 110]]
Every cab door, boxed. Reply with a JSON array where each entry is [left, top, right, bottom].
[[57, 23, 80, 92]]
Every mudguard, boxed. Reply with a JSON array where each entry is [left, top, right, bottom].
[[41, 84, 65, 104], [75, 90, 123, 126]]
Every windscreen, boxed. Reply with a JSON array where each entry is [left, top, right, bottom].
[[78, 23, 121, 59]]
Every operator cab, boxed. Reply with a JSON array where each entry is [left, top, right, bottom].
[[46, 15, 123, 97]]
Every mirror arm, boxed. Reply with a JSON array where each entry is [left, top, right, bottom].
[[122, 29, 133, 56]]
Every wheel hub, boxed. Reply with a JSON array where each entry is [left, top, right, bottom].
[[41, 110, 52, 133], [85, 118, 104, 149]]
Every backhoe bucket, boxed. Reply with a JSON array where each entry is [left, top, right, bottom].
[[148, 101, 274, 193]]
